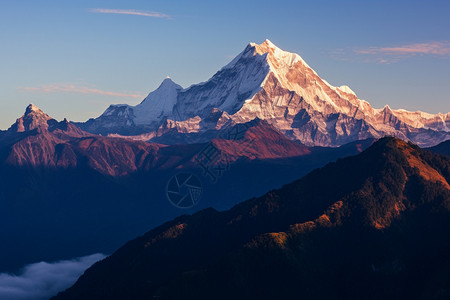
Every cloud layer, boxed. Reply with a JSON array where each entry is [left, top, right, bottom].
[[0, 253, 106, 300], [21, 84, 145, 99], [90, 8, 171, 19]]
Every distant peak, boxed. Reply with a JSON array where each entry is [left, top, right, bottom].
[[137, 77, 183, 108], [27, 103, 38, 109], [25, 103, 43, 114], [9, 104, 53, 133], [22, 103, 51, 120], [157, 76, 182, 90], [161, 77, 173, 84], [23, 103, 51, 120]]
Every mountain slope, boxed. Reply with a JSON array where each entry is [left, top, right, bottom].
[[0, 105, 371, 272], [78, 40, 450, 147], [1, 104, 167, 176], [429, 139, 450, 157], [1, 105, 310, 175], [53, 137, 450, 299]]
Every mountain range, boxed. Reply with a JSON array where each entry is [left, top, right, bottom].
[[0, 104, 375, 272], [1, 39, 449, 299], [77, 39, 450, 147], [53, 137, 450, 299]]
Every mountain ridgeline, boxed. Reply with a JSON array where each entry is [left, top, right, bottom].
[[429, 139, 450, 157], [77, 40, 450, 147], [0, 39, 449, 299], [0, 104, 375, 272], [53, 138, 450, 300]]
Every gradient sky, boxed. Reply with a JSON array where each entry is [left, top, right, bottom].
[[1, 0, 449, 129]]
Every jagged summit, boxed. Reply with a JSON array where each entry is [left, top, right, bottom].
[[248, 39, 279, 56], [8, 104, 86, 137], [250, 39, 307, 67], [24, 103, 52, 120], [141, 76, 182, 104], [251, 38, 276, 47], [25, 103, 44, 114], [78, 40, 450, 147], [156, 76, 181, 89], [9, 103, 53, 132], [248, 39, 286, 56]]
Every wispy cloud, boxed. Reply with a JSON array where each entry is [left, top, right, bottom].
[[89, 8, 171, 19], [21, 84, 145, 99], [331, 41, 450, 64], [0, 253, 106, 300], [355, 41, 450, 56]]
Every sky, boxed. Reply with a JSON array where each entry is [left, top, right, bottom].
[[0, 0, 449, 130]]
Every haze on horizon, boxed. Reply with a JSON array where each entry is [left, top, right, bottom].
[[1, 0, 449, 130]]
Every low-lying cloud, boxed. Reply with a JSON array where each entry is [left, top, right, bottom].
[[90, 8, 171, 19], [21, 84, 145, 99], [0, 253, 106, 300]]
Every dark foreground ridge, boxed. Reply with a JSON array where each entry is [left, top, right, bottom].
[[53, 137, 450, 300], [429, 139, 450, 157]]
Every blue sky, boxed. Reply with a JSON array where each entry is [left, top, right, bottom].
[[1, 0, 449, 129]]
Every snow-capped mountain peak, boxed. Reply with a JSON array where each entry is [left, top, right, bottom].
[[251, 38, 276, 49], [250, 39, 313, 75], [142, 77, 183, 103], [78, 40, 450, 147], [134, 77, 183, 125], [251, 39, 301, 64]]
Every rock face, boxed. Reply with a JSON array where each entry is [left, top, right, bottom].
[[78, 39, 450, 147], [52, 137, 450, 300]]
